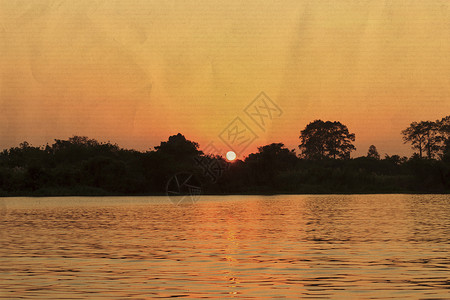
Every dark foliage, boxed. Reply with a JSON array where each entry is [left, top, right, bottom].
[[0, 120, 449, 196], [402, 116, 450, 159], [299, 120, 356, 159]]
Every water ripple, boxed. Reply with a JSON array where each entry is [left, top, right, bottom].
[[0, 194, 449, 299]]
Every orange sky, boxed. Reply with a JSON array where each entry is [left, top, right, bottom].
[[1, 1, 449, 158]]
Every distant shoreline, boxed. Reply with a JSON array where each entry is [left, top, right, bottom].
[[1, 132, 449, 197]]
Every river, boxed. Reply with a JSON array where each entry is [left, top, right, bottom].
[[0, 194, 449, 299]]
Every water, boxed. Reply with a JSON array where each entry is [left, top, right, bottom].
[[0, 195, 449, 299]]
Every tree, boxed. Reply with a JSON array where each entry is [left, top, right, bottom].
[[384, 154, 407, 165], [402, 121, 442, 159], [153, 134, 204, 184], [367, 145, 380, 160], [438, 116, 450, 157], [402, 122, 425, 158], [246, 143, 297, 169], [245, 143, 297, 187], [442, 140, 450, 163], [154, 133, 202, 158], [299, 120, 356, 159], [50, 136, 119, 163], [438, 116, 450, 137]]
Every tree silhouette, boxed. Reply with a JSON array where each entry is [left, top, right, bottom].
[[438, 116, 450, 156], [154, 133, 202, 159], [299, 120, 356, 159], [245, 143, 297, 188], [402, 120, 444, 159], [0, 116, 449, 196], [151, 133, 204, 189], [367, 145, 380, 160], [246, 143, 297, 170]]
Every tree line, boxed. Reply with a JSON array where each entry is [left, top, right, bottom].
[[0, 116, 449, 196]]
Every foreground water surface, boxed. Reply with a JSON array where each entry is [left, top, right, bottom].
[[0, 194, 449, 299]]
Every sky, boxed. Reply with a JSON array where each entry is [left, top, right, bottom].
[[1, 0, 449, 158]]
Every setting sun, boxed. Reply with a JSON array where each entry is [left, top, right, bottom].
[[226, 151, 237, 161]]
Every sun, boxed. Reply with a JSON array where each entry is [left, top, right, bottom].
[[226, 151, 237, 161]]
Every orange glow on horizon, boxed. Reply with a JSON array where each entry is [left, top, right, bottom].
[[1, 1, 448, 157]]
